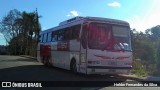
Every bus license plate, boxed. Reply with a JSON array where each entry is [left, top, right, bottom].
[[108, 61, 117, 65]]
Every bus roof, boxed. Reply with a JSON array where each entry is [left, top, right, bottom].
[[41, 16, 129, 34]]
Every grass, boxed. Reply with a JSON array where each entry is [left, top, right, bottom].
[[132, 60, 148, 77]]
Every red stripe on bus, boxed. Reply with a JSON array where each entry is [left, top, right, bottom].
[[94, 55, 112, 59], [116, 57, 130, 60], [94, 55, 130, 60]]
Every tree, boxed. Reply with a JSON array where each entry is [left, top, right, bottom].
[[150, 25, 160, 41], [131, 29, 157, 74], [14, 10, 41, 56], [0, 9, 21, 41], [145, 25, 160, 70], [0, 9, 21, 55], [0, 9, 41, 56]]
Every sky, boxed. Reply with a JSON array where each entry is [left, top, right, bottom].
[[0, 0, 160, 45]]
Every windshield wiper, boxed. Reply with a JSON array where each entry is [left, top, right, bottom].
[[119, 43, 125, 50]]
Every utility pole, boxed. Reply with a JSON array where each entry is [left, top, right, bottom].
[[36, 8, 39, 43], [35, 8, 39, 57]]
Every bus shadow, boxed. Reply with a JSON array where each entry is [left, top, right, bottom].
[[0, 64, 126, 81], [0, 64, 128, 89], [0, 58, 38, 63], [15, 58, 38, 62]]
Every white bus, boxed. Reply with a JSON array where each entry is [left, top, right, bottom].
[[37, 16, 132, 74]]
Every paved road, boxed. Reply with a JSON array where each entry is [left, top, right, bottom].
[[0, 55, 159, 90]]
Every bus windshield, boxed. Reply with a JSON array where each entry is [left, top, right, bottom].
[[88, 22, 131, 51]]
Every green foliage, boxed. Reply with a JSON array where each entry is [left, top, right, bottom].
[[0, 9, 41, 56], [131, 25, 160, 76], [136, 42, 156, 64], [132, 60, 148, 77], [149, 25, 160, 41], [0, 9, 21, 42], [1, 9, 160, 76]]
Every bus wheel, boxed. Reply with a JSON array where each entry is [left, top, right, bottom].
[[71, 60, 77, 74]]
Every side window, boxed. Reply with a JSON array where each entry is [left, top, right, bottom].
[[51, 24, 81, 41], [52, 31, 58, 42], [48, 32, 52, 42], [71, 25, 81, 39], [57, 30, 64, 41], [46, 33, 48, 42], [43, 33, 47, 42], [63, 28, 72, 40], [41, 34, 44, 42], [63, 29, 67, 40], [61, 29, 66, 41], [57, 30, 60, 41]]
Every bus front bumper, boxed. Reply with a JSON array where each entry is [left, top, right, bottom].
[[86, 66, 132, 74]]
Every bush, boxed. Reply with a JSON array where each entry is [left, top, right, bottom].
[[132, 60, 148, 77]]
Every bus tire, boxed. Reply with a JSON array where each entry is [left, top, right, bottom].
[[70, 59, 77, 74]]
